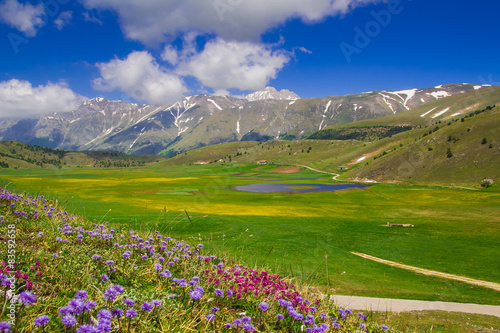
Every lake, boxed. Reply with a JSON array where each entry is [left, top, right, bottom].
[[235, 183, 370, 193]]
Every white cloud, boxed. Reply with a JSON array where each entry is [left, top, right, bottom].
[[0, 79, 86, 119], [54, 11, 72, 30], [161, 45, 179, 66], [82, 10, 102, 25], [178, 38, 290, 92], [81, 0, 379, 45], [93, 51, 187, 105], [0, 0, 46, 36]]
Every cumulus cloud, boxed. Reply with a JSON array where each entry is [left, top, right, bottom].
[[0, 0, 46, 36], [0, 79, 86, 119], [54, 11, 73, 30], [93, 51, 187, 105], [178, 38, 290, 92], [161, 45, 179, 66], [81, 0, 379, 45]]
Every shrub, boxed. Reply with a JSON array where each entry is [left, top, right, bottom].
[[481, 179, 494, 188]]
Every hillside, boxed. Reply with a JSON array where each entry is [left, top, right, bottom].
[[162, 104, 499, 187], [342, 106, 499, 186], [309, 85, 500, 141], [0, 141, 164, 169]]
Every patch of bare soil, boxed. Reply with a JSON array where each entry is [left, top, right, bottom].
[[271, 166, 303, 174]]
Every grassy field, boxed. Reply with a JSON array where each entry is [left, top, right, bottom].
[[1, 163, 499, 306]]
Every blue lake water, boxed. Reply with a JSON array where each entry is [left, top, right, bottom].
[[235, 183, 370, 193]]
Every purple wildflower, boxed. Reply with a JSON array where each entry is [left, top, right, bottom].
[[103, 287, 117, 301], [381, 325, 389, 331], [154, 263, 162, 271], [276, 314, 284, 320], [210, 307, 219, 313], [206, 314, 216, 322], [68, 298, 85, 314], [152, 299, 162, 306], [0, 322, 11, 333], [84, 300, 97, 311], [105, 260, 114, 265], [18, 291, 36, 305], [214, 288, 224, 297], [112, 308, 124, 318], [259, 302, 269, 312], [125, 309, 137, 318], [189, 286, 204, 300], [61, 314, 77, 327], [123, 299, 135, 307], [101, 273, 109, 283], [75, 290, 88, 300], [75, 324, 97, 333], [142, 302, 153, 312], [113, 284, 125, 294], [224, 324, 233, 329], [226, 289, 233, 298], [34, 315, 50, 327], [242, 324, 255, 332]]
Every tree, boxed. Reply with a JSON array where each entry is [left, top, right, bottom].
[[481, 138, 487, 144], [446, 148, 453, 158]]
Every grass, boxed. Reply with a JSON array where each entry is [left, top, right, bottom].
[[2, 187, 500, 332], [1, 164, 498, 306], [1, 187, 396, 332]]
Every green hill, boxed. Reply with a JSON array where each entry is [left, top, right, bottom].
[[0, 141, 165, 169], [343, 106, 499, 186]]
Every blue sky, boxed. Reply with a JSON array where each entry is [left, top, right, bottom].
[[0, 0, 498, 118]]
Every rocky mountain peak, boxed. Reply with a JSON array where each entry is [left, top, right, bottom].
[[246, 87, 300, 102]]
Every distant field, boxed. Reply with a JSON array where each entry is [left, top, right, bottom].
[[1, 164, 499, 305]]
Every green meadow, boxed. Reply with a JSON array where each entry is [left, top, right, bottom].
[[2, 164, 499, 305]]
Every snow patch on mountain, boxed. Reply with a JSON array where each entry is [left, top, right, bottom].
[[420, 107, 437, 117], [427, 91, 451, 99], [246, 87, 299, 102], [431, 107, 451, 118], [391, 88, 418, 110], [207, 99, 223, 111]]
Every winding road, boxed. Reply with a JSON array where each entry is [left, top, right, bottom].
[[295, 165, 341, 180]]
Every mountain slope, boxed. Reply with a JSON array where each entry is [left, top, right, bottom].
[[309, 85, 500, 141], [0, 84, 490, 155]]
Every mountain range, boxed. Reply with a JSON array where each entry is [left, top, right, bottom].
[[0, 83, 492, 156]]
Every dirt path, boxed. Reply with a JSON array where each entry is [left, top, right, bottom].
[[352, 252, 500, 292], [332, 295, 500, 317], [295, 165, 341, 181]]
